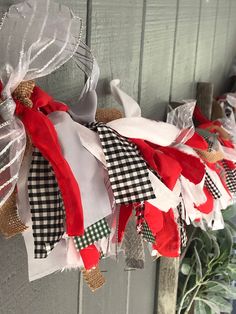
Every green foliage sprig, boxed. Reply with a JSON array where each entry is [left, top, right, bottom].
[[177, 204, 236, 314]]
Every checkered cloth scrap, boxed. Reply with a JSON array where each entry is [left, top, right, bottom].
[[221, 160, 236, 194], [87, 122, 155, 204], [177, 202, 187, 248], [74, 218, 111, 250], [141, 222, 156, 244], [205, 172, 222, 199], [28, 148, 65, 259]]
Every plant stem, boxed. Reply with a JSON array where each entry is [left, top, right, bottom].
[[184, 284, 201, 314], [177, 283, 199, 314], [181, 261, 196, 299]]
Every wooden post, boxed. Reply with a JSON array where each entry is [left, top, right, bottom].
[[156, 257, 180, 314], [155, 83, 214, 314], [196, 82, 214, 120]]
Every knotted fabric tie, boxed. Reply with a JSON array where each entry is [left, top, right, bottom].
[[14, 85, 84, 236]]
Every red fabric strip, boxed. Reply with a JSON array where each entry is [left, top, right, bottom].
[[14, 86, 84, 236], [80, 245, 100, 270]]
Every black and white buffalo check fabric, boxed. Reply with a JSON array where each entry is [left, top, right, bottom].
[[88, 122, 155, 204], [28, 148, 65, 259], [221, 160, 236, 194], [205, 172, 221, 199]]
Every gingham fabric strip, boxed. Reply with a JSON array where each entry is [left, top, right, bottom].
[[205, 172, 222, 199], [74, 218, 111, 250], [221, 160, 236, 194], [28, 148, 65, 258], [88, 122, 155, 204], [141, 222, 155, 244], [177, 202, 187, 248]]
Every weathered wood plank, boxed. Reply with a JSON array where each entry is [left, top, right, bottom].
[[196, 82, 214, 120], [156, 257, 179, 314], [0, 235, 79, 314], [210, 0, 231, 96], [170, 0, 201, 101], [128, 246, 156, 314], [139, 0, 178, 120], [89, 0, 143, 109], [194, 0, 218, 84], [224, 0, 236, 91]]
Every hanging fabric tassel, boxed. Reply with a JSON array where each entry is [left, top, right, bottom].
[[122, 212, 145, 269]]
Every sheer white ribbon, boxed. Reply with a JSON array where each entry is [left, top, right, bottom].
[[0, 0, 84, 207]]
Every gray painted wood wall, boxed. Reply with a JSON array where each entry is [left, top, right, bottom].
[[0, 0, 236, 313]]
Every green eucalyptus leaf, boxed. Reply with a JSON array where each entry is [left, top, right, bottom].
[[225, 220, 236, 236], [200, 231, 212, 253], [181, 262, 191, 276], [195, 297, 220, 314], [220, 226, 233, 255], [210, 238, 220, 263], [205, 294, 233, 313], [194, 300, 211, 314], [222, 204, 236, 221], [204, 281, 236, 299], [194, 245, 203, 280], [227, 263, 236, 280]]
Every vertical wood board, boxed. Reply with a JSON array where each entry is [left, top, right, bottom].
[[210, 0, 230, 95], [170, 0, 201, 101], [194, 0, 218, 84], [140, 0, 178, 120], [89, 0, 143, 109]]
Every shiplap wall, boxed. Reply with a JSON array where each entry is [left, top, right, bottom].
[[1, 0, 236, 314]]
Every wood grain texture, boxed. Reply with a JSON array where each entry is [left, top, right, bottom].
[[170, 0, 201, 101], [156, 257, 180, 314], [224, 0, 236, 90], [89, 0, 143, 109], [194, 0, 218, 84], [196, 82, 214, 120], [139, 0, 178, 120], [210, 0, 231, 96], [127, 246, 156, 314], [0, 235, 79, 314]]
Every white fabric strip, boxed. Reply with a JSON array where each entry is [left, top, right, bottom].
[[107, 118, 181, 147], [48, 111, 112, 228], [110, 79, 141, 118]]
